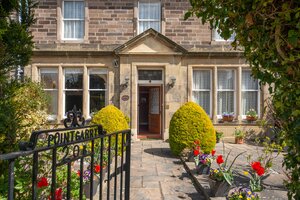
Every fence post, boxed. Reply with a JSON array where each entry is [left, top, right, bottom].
[[124, 131, 131, 200], [8, 159, 15, 200]]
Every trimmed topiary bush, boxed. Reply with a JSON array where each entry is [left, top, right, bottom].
[[91, 105, 129, 133], [169, 102, 216, 155]]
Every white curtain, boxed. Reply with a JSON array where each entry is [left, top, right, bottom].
[[64, 1, 84, 39], [139, 2, 161, 33], [217, 70, 234, 114], [213, 29, 235, 41], [192, 70, 211, 115], [242, 71, 258, 114]]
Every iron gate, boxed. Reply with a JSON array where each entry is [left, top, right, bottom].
[[0, 125, 131, 200]]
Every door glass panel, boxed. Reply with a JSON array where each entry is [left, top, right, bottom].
[[150, 88, 159, 114], [138, 70, 162, 81]]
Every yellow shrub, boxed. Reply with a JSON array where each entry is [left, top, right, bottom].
[[169, 102, 216, 155]]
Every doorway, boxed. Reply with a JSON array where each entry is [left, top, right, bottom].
[[138, 85, 162, 139]]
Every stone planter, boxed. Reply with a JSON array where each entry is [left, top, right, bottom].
[[84, 175, 100, 198], [208, 179, 231, 197], [197, 164, 210, 175], [235, 137, 244, 144]]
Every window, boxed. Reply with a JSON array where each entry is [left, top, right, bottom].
[[63, 1, 84, 39], [138, 1, 161, 34], [213, 29, 235, 41], [40, 69, 58, 118], [138, 70, 162, 81], [192, 70, 211, 116], [89, 69, 107, 115], [217, 70, 235, 116], [64, 68, 83, 114], [242, 70, 259, 117]]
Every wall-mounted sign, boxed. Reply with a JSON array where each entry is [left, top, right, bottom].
[[121, 95, 129, 101]]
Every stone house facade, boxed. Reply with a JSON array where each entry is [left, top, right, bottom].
[[26, 0, 268, 140]]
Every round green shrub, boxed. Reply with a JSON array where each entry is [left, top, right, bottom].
[[91, 105, 129, 133], [169, 102, 216, 155]]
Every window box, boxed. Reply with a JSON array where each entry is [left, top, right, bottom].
[[222, 115, 234, 122], [246, 115, 257, 122]]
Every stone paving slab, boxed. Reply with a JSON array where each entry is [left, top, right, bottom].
[[130, 140, 206, 200]]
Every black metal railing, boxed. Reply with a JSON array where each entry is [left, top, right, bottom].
[[0, 125, 131, 200]]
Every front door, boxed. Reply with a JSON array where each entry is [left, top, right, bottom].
[[138, 86, 162, 137]]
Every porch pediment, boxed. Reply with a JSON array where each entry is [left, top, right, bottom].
[[114, 28, 187, 55]]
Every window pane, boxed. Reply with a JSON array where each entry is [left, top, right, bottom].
[[74, 21, 84, 38], [213, 29, 235, 41], [90, 91, 105, 114], [64, 1, 84, 19], [65, 91, 82, 112], [40, 69, 58, 89], [45, 90, 58, 115], [193, 91, 210, 115], [64, 2, 74, 19], [242, 71, 258, 90], [65, 69, 83, 89], [193, 70, 210, 89], [74, 1, 84, 19], [89, 74, 106, 89], [139, 3, 160, 20], [138, 70, 162, 81], [242, 91, 258, 115], [64, 21, 74, 38], [218, 70, 234, 89], [217, 91, 234, 114]]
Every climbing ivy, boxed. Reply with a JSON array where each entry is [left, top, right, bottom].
[[185, 0, 300, 199]]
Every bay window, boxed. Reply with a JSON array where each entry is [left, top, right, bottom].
[[89, 69, 107, 115], [64, 68, 83, 113], [217, 70, 235, 116], [40, 68, 58, 118], [138, 1, 161, 33], [242, 70, 259, 117], [192, 70, 211, 116]]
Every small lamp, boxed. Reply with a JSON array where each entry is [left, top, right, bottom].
[[124, 76, 129, 87], [168, 76, 176, 88]]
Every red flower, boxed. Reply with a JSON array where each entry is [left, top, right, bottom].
[[251, 161, 262, 171], [48, 188, 63, 200], [194, 140, 200, 145], [216, 155, 224, 165], [77, 170, 80, 177], [256, 166, 265, 176], [37, 177, 48, 188], [193, 149, 200, 156], [211, 150, 216, 156], [94, 165, 101, 173]]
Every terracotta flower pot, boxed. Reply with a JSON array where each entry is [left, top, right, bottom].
[[246, 116, 257, 122], [208, 179, 231, 197], [235, 137, 244, 144], [222, 115, 234, 122]]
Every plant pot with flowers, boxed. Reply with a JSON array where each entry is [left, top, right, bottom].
[[227, 187, 260, 200], [216, 131, 224, 143], [209, 150, 246, 197], [222, 112, 235, 122], [193, 140, 216, 175], [234, 128, 245, 144], [246, 109, 258, 122]]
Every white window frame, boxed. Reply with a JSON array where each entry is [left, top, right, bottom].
[[241, 69, 260, 119], [138, 1, 161, 34], [192, 69, 212, 117], [88, 69, 108, 117], [62, 0, 85, 40], [63, 68, 83, 116], [217, 69, 236, 119], [212, 29, 235, 42], [39, 68, 58, 121]]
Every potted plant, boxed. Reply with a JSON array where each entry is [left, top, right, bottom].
[[234, 128, 245, 144], [193, 140, 216, 175], [222, 112, 234, 122], [216, 131, 224, 143], [246, 109, 258, 122], [209, 150, 245, 197]]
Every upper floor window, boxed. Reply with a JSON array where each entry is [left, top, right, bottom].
[[138, 1, 161, 34], [63, 1, 84, 39], [213, 29, 235, 42], [217, 69, 235, 116], [192, 70, 212, 116], [242, 70, 259, 117]]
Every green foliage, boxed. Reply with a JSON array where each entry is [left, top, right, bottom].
[[185, 0, 300, 198], [169, 102, 216, 155], [216, 131, 224, 140], [234, 128, 245, 139], [91, 105, 129, 133], [0, 0, 37, 80]]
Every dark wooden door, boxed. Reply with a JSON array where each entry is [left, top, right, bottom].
[[148, 87, 161, 134]]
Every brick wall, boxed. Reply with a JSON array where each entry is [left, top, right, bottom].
[[31, 0, 212, 50]]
